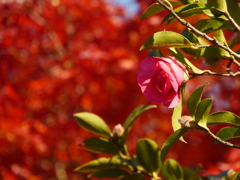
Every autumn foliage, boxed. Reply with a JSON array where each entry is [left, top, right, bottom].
[[1, 0, 240, 179]]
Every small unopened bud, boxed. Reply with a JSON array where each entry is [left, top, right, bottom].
[[112, 124, 125, 138], [226, 169, 236, 180], [178, 115, 196, 129]]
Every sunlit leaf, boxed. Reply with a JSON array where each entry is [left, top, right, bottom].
[[74, 112, 111, 138], [196, 18, 233, 33], [208, 0, 227, 12], [160, 129, 188, 163], [215, 126, 240, 143], [136, 138, 161, 174], [119, 173, 147, 180], [162, 159, 184, 180], [74, 156, 132, 173], [88, 168, 130, 178], [179, 0, 194, 4], [123, 105, 156, 140], [181, 28, 200, 55], [172, 93, 183, 132], [140, 31, 196, 51], [171, 84, 186, 142], [162, 3, 212, 24], [207, 111, 240, 126], [170, 48, 203, 73], [195, 98, 213, 129], [187, 85, 205, 117], [81, 137, 119, 155], [140, 1, 181, 21]]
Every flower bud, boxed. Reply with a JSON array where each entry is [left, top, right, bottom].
[[112, 124, 125, 138], [178, 115, 196, 129]]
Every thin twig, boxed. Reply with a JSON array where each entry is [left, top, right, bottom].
[[221, 11, 240, 33], [189, 71, 240, 77], [156, 0, 240, 66], [198, 127, 240, 149]]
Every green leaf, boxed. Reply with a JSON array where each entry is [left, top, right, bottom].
[[216, 126, 240, 143], [171, 84, 186, 142], [172, 94, 183, 132], [123, 105, 156, 140], [199, 30, 230, 66], [181, 28, 200, 56], [162, 3, 212, 24], [207, 0, 227, 12], [207, 111, 240, 126], [195, 98, 213, 129], [180, 0, 194, 4], [160, 129, 188, 163], [187, 85, 205, 117], [140, 31, 196, 51], [88, 168, 130, 178], [169, 48, 203, 74], [74, 112, 111, 138], [196, 18, 233, 33], [140, 2, 181, 21], [182, 166, 200, 180], [136, 138, 161, 175], [226, 0, 240, 26], [230, 171, 240, 180], [74, 156, 131, 173], [162, 159, 184, 180], [119, 173, 147, 180], [81, 137, 119, 155]]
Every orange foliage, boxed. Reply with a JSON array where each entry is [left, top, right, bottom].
[[0, 0, 240, 179]]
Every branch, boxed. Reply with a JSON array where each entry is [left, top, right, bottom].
[[221, 11, 240, 33], [156, 0, 240, 66], [189, 71, 240, 77], [198, 127, 240, 149]]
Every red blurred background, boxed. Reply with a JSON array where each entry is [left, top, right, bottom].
[[1, 0, 240, 179]]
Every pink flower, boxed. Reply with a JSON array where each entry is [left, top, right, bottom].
[[138, 56, 188, 108]]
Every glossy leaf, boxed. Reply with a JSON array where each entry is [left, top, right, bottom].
[[162, 3, 212, 24], [187, 85, 205, 117], [123, 105, 156, 140], [74, 112, 111, 138], [207, 111, 240, 126], [88, 168, 130, 178], [216, 126, 240, 142], [196, 18, 233, 33], [160, 129, 188, 163], [162, 159, 184, 180], [208, 0, 227, 12], [119, 173, 147, 180], [74, 156, 131, 173], [169, 48, 204, 73], [81, 137, 119, 155], [140, 31, 196, 51], [195, 98, 213, 129], [181, 28, 200, 55], [171, 92, 183, 132], [180, 0, 194, 4], [136, 138, 161, 174], [140, 2, 181, 21]]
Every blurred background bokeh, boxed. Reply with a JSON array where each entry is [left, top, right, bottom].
[[1, 0, 240, 179]]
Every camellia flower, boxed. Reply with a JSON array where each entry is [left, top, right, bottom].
[[138, 56, 188, 108]]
